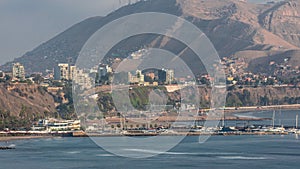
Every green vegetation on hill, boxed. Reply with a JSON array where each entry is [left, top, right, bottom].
[[97, 86, 300, 114], [0, 107, 50, 130], [97, 86, 175, 114]]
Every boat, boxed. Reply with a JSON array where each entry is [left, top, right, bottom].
[[289, 114, 300, 134]]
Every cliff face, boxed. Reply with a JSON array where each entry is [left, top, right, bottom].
[[226, 86, 300, 107], [0, 84, 56, 117], [196, 86, 300, 107], [97, 86, 300, 113]]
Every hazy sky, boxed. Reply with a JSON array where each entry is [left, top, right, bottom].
[[0, 0, 134, 65], [0, 0, 267, 65]]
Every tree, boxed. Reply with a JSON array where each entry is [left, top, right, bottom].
[[226, 93, 242, 107], [19, 105, 27, 119], [260, 96, 269, 106], [32, 74, 44, 84]]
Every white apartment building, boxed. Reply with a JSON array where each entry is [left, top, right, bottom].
[[12, 62, 25, 81]]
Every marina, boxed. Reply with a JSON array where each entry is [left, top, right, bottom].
[[1, 109, 300, 139]]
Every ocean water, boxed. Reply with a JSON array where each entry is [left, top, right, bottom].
[[0, 135, 299, 169], [234, 109, 300, 127]]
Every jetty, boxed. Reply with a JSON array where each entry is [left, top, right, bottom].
[[0, 146, 15, 150]]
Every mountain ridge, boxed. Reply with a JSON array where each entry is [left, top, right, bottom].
[[1, 0, 300, 75]]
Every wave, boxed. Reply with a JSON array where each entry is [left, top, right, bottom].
[[123, 149, 198, 155], [96, 154, 115, 157], [8, 144, 16, 148], [65, 151, 81, 154], [217, 156, 268, 160], [123, 149, 240, 156]]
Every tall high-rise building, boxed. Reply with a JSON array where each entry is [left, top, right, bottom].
[[54, 63, 76, 80], [158, 69, 174, 85], [12, 63, 25, 81], [158, 69, 166, 84], [166, 69, 174, 84], [69, 66, 77, 80], [56, 63, 69, 80]]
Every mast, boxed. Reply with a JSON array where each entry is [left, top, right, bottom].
[[296, 114, 299, 129], [123, 115, 126, 130], [279, 106, 282, 126], [272, 110, 275, 128], [222, 111, 225, 127]]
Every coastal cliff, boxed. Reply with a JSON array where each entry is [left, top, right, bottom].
[[0, 83, 56, 129], [97, 86, 300, 114]]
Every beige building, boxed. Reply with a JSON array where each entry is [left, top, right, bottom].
[[128, 70, 144, 84], [69, 66, 77, 80], [55, 63, 76, 81], [12, 62, 25, 81], [58, 63, 69, 80], [73, 69, 93, 89], [165, 69, 174, 84]]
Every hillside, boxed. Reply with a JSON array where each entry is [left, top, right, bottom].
[[259, 0, 300, 47], [0, 83, 57, 129], [0, 84, 56, 117], [1, 0, 300, 75]]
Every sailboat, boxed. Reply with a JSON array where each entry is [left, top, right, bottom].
[[219, 111, 238, 133], [267, 110, 285, 132], [291, 114, 300, 134], [292, 111, 299, 139]]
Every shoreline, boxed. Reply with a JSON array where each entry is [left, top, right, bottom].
[[0, 136, 54, 142], [1, 106, 299, 142], [0, 132, 291, 142], [224, 104, 300, 114]]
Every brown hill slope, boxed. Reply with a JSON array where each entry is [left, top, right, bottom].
[[259, 0, 300, 47], [177, 0, 300, 74], [0, 84, 56, 117]]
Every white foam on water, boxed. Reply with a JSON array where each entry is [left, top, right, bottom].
[[96, 154, 115, 157], [65, 151, 81, 154], [123, 149, 241, 156], [8, 144, 16, 148], [123, 149, 194, 155], [217, 156, 268, 160]]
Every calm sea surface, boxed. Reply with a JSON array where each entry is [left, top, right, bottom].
[[0, 135, 299, 169], [1, 110, 300, 169], [234, 109, 300, 127]]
